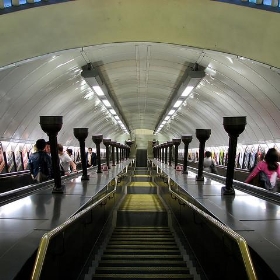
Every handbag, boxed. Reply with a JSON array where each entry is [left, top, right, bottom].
[[210, 161, 217, 174], [34, 168, 49, 183], [258, 171, 273, 190]]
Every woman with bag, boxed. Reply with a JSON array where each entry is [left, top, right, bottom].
[[245, 148, 280, 190]]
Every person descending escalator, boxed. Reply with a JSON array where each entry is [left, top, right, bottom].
[[28, 139, 52, 183]]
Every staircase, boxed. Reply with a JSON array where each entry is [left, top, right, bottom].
[[86, 167, 198, 280]]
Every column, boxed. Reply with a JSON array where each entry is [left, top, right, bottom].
[[103, 138, 111, 170], [222, 116, 246, 195], [172, 138, 181, 169], [181, 135, 193, 174], [40, 116, 64, 193], [73, 128, 89, 180], [196, 129, 211, 181], [92, 134, 103, 173]]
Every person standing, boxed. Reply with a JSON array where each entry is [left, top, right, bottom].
[[66, 148, 75, 172], [28, 139, 52, 182], [245, 148, 280, 190], [58, 144, 77, 175], [86, 147, 97, 167], [203, 151, 217, 174], [44, 141, 51, 157]]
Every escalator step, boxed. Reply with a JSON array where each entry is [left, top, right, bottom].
[[95, 266, 190, 273], [92, 273, 194, 279], [108, 241, 176, 245], [101, 255, 184, 260], [98, 260, 188, 267], [106, 245, 178, 249], [103, 249, 180, 255]]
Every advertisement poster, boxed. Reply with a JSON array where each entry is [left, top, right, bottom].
[[22, 144, 31, 170], [15, 144, 23, 171], [4, 142, 16, 173], [0, 142, 5, 174]]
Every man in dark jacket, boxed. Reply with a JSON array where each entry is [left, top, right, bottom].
[[28, 139, 52, 182], [86, 147, 97, 167]]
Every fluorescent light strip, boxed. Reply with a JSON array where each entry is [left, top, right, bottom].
[[168, 109, 175, 115], [93, 86, 104, 96], [181, 86, 194, 97], [102, 99, 111, 107], [83, 73, 129, 134], [173, 100, 183, 108]]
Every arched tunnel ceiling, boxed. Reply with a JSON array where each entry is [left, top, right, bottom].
[[1, 42, 280, 148]]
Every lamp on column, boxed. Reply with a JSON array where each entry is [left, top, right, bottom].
[[181, 135, 192, 174], [167, 141, 173, 166], [92, 134, 103, 173], [172, 138, 181, 169], [73, 128, 89, 180], [116, 142, 120, 164], [222, 116, 246, 195], [125, 140, 133, 158], [40, 116, 64, 193], [103, 138, 111, 170], [196, 129, 211, 181], [111, 141, 116, 166]]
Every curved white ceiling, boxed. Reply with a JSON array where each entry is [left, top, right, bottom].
[[0, 42, 280, 148]]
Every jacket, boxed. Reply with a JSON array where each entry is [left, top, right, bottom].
[[28, 151, 52, 178]]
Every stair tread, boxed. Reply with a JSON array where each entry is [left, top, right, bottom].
[[108, 242, 176, 245], [92, 274, 194, 279], [106, 244, 177, 247], [104, 249, 180, 253], [99, 260, 186, 264], [96, 267, 190, 272], [101, 255, 184, 259]]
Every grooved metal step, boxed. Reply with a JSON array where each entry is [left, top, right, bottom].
[[118, 194, 165, 211], [101, 255, 184, 260], [88, 171, 196, 280], [91, 227, 194, 279], [95, 266, 190, 273], [98, 259, 187, 266], [92, 273, 194, 279]]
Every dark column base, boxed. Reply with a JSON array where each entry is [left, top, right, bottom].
[[196, 175, 204, 181], [221, 186, 235, 195], [81, 175, 90, 180], [52, 185, 65, 193]]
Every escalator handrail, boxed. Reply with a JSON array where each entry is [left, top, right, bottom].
[[167, 179, 257, 280], [31, 178, 118, 280], [187, 166, 280, 205], [0, 169, 30, 178]]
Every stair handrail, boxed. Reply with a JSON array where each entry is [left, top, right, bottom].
[[31, 177, 118, 280], [168, 186, 257, 280]]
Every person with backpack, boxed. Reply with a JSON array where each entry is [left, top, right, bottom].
[[245, 148, 280, 190], [28, 139, 52, 183]]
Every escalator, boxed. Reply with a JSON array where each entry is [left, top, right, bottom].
[[87, 167, 198, 280]]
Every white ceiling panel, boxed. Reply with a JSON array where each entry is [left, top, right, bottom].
[[0, 42, 280, 148]]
